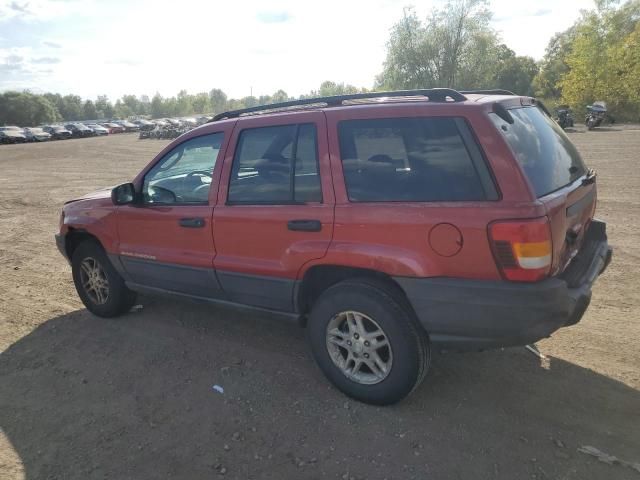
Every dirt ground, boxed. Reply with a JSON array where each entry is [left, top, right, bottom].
[[1, 127, 639, 480]]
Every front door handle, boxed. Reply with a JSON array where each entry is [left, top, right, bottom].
[[287, 219, 322, 232], [179, 217, 205, 228]]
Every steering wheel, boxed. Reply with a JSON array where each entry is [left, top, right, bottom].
[[185, 170, 213, 182], [184, 170, 213, 201]]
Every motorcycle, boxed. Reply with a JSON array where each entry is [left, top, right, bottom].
[[585, 101, 607, 130], [556, 106, 574, 130]]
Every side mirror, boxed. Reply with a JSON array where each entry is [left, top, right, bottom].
[[111, 183, 136, 205]]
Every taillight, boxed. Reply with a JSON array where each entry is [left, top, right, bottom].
[[489, 217, 552, 282]]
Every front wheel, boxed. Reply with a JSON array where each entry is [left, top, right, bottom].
[[307, 279, 430, 405], [71, 241, 137, 317]]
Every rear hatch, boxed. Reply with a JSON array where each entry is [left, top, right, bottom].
[[490, 104, 596, 276]]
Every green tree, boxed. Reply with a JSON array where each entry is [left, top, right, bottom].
[[150, 93, 165, 118], [533, 29, 576, 99], [83, 100, 98, 120], [139, 95, 151, 116], [270, 90, 289, 103], [209, 88, 227, 113], [192, 92, 210, 113], [0, 91, 59, 126], [114, 99, 133, 118], [377, 1, 496, 90], [95, 95, 115, 119], [560, 0, 640, 119], [175, 90, 193, 116], [121, 95, 141, 116], [58, 95, 83, 121], [491, 46, 539, 95]]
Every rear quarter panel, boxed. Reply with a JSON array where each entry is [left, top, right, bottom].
[[317, 103, 544, 280]]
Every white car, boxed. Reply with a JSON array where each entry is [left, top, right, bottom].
[[0, 126, 27, 144], [23, 127, 52, 142], [87, 124, 109, 136]]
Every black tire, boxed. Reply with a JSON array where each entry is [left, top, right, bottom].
[[71, 241, 137, 317], [307, 278, 430, 405]]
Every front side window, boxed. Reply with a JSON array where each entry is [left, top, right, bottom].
[[228, 123, 321, 204], [143, 133, 224, 204], [338, 117, 492, 202]]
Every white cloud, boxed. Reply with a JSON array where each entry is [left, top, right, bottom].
[[488, 0, 594, 58], [42, 40, 63, 48], [0, 0, 90, 22]]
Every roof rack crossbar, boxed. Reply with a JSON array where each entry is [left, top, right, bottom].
[[459, 89, 516, 96], [210, 88, 467, 121]]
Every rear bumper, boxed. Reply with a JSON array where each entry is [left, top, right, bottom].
[[396, 220, 612, 350]]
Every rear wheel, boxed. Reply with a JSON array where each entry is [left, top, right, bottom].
[[71, 241, 136, 317], [307, 279, 429, 405]]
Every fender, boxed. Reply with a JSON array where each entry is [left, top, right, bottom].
[[62, 198, 119, 254], [298, 241, 439, 279]]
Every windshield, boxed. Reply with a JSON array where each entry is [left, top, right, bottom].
[[490, 106, 587, 197]]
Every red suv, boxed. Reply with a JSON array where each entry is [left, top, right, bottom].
[[56, 89, 612, 405]]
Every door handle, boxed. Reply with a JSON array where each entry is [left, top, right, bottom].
[[179, 217, 205, 228], [287, 219, 322, 232]]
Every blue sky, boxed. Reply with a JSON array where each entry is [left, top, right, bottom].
[[0, 0, 594, 100]]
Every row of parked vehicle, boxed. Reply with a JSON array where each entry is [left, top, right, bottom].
[[0, 116, 213, 145], [138, 117, 211, 140], [0, 121, 134, 144]]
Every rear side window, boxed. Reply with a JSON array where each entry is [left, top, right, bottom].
[[338, 117, 495, 202], [490, 106, 587, 197], [228, 124, 322, 204]]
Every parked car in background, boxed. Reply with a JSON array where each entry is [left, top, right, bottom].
[[114, 120, 140, 132], [152, 119, 169, 128], [43, 125, 72, 140], [133, 119, 155, 131], [65, 123, 94, 138], [86, 124, 109, 136], [55, 88, 612, 405], [101, 123, 125, 134], [23, 127, 52, 142], [0, 126, 27, 144], [180, 117, 198, 127]]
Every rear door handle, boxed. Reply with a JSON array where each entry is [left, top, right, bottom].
[[287, 219, 322, 232], [179, 217, 205, 228]]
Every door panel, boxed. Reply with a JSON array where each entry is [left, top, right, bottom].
[[117, 204, 221, 296], [213, 112, 335, 311], [116, 131, 231, 297]]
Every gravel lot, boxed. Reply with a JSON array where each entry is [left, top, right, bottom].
[[1, 127, 639, 480]]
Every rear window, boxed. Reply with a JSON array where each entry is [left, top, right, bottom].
[[338, 117, 496, 202], [490, 106, 587, 197]]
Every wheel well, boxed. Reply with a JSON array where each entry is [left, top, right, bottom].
[[65, 229, 103, 259], [297, 265, 409, 315]]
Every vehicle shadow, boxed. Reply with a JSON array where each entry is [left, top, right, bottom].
[[2, 297, 639, 480]]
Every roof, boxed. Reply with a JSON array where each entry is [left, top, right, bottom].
[[208, 89, 525, 123]]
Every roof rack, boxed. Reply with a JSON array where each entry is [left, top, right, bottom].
[[210, 88, 467, 121], [459, 89, 516, 96]]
